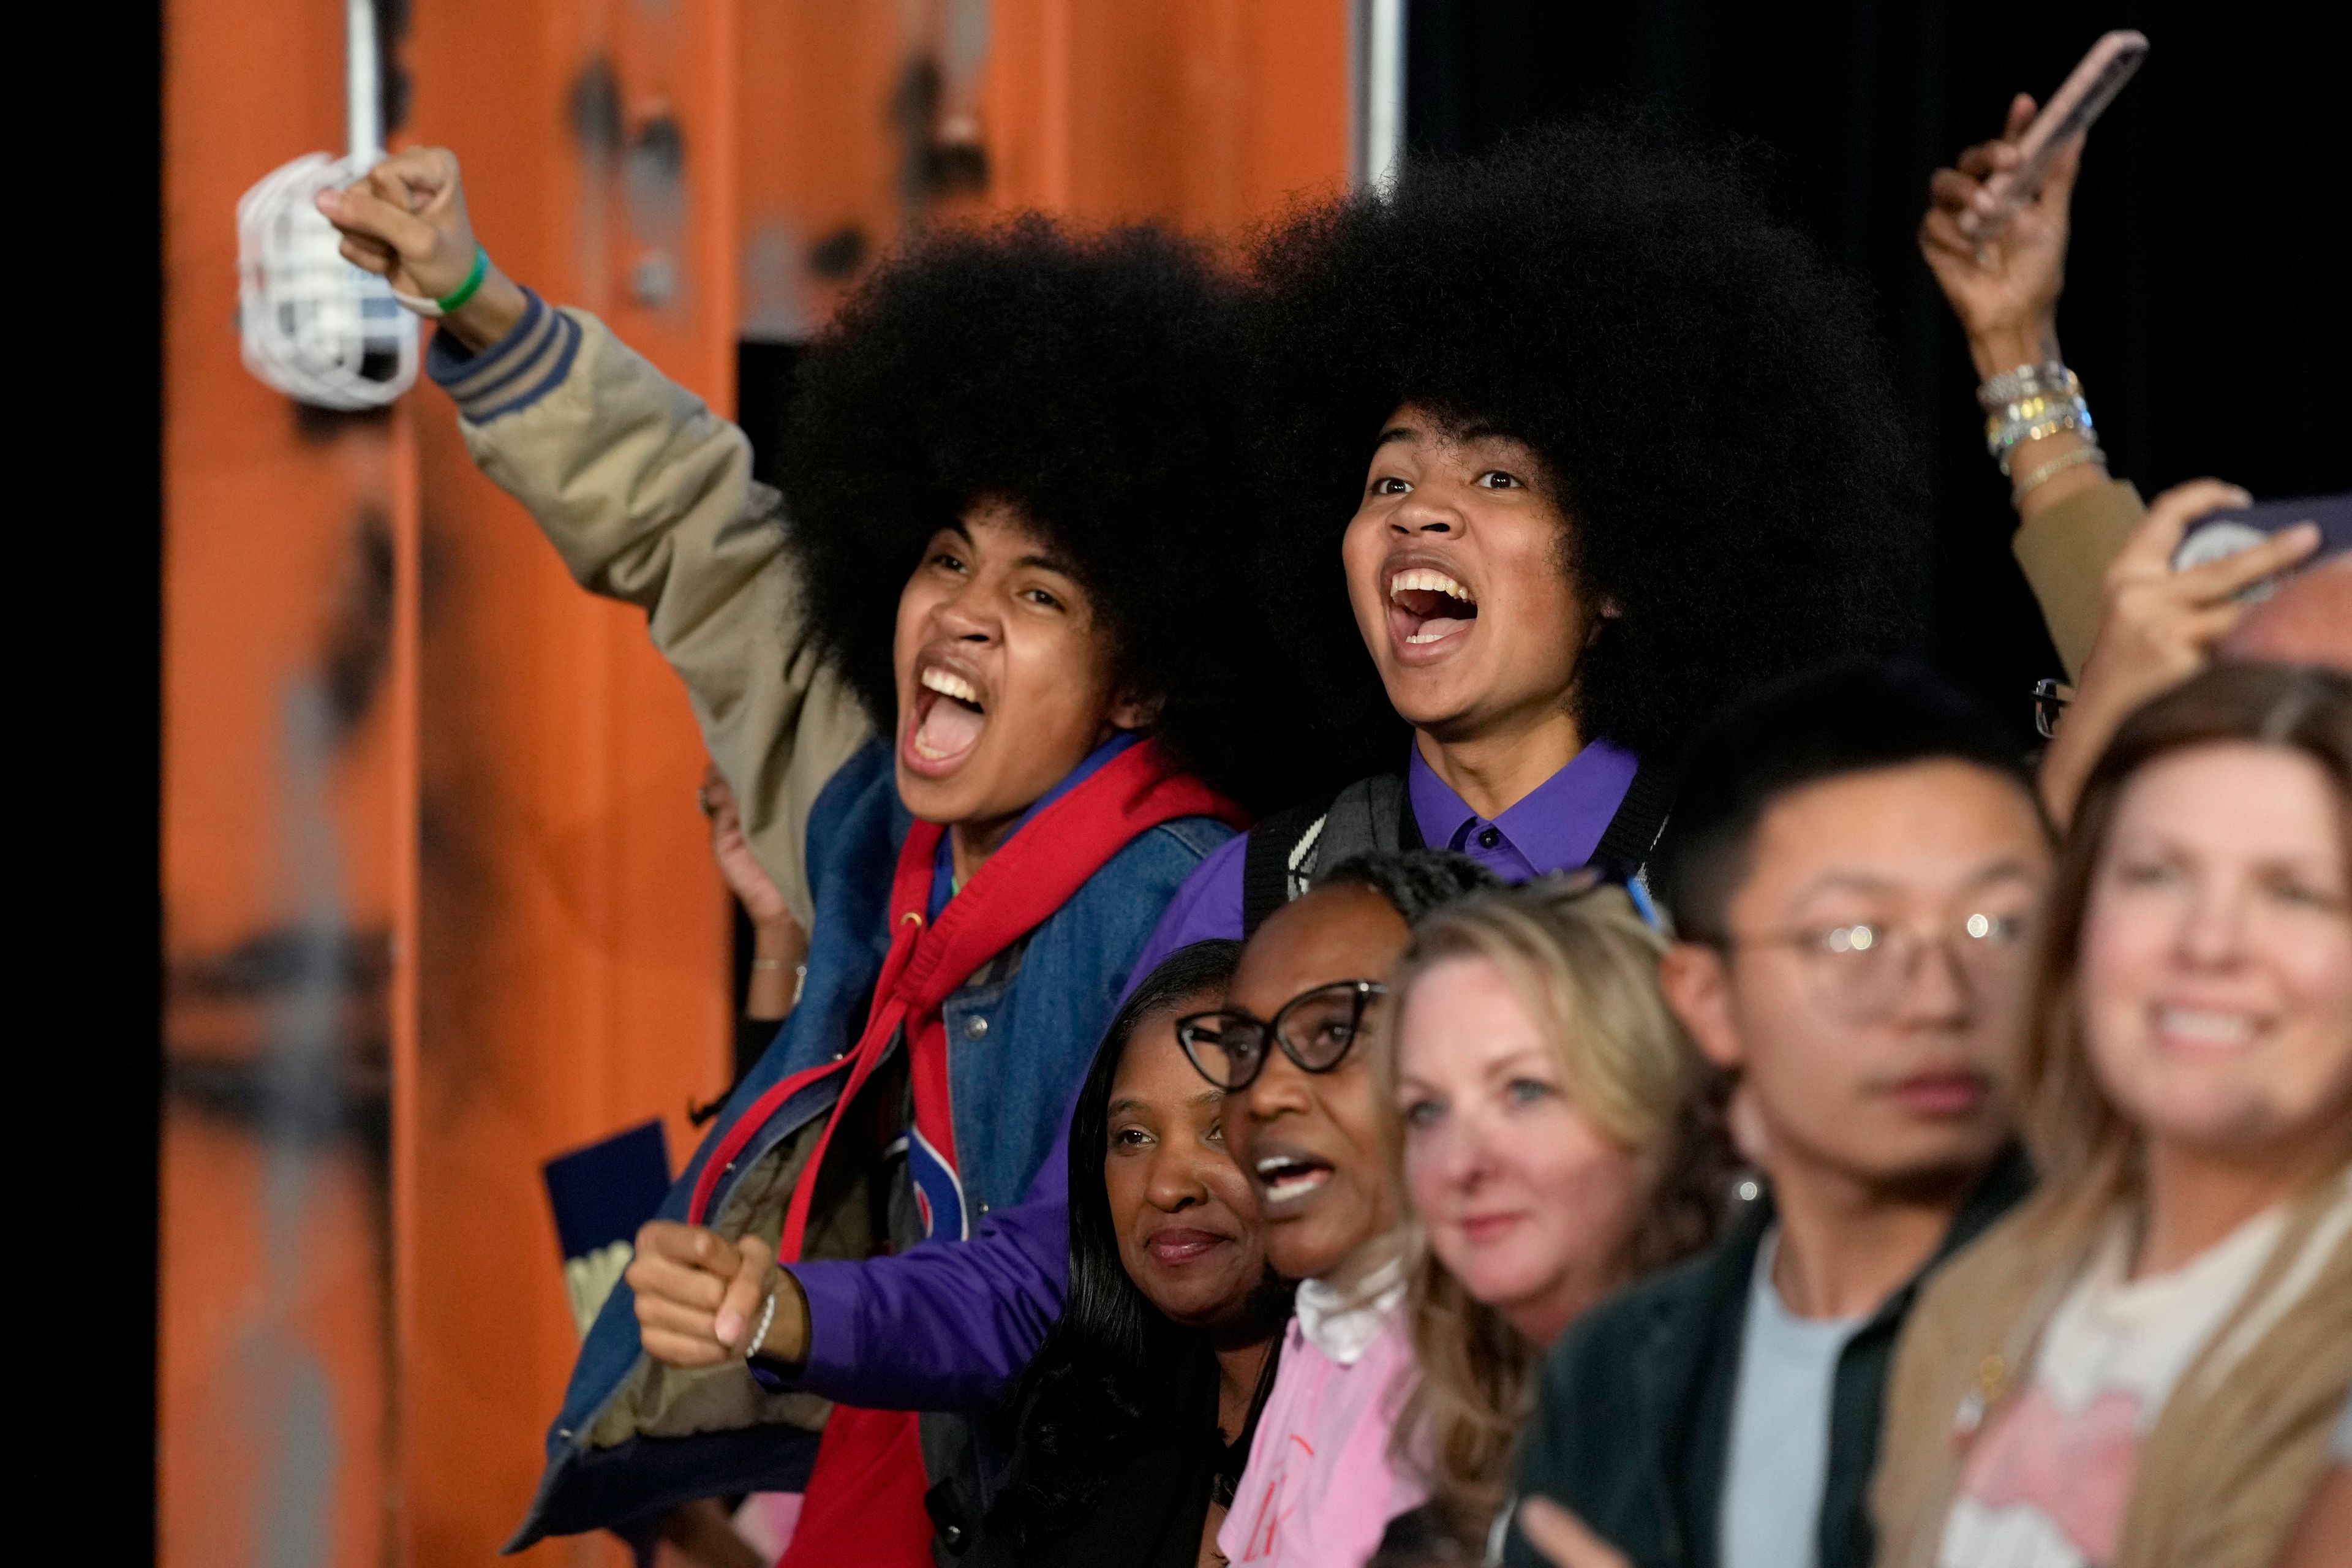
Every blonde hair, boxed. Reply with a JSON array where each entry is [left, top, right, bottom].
[[1378, 878, 1731, 1542]]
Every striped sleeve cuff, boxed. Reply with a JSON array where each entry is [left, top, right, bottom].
[[425, 287, 584, 423]]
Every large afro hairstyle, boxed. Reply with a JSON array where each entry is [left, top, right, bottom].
[[1244, 114, 1928, 772], [775, 214, 1324, 811]]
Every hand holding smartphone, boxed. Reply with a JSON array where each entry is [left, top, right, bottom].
[[2174, 494, 2352, 579], [1960, 31, 2149, 243]]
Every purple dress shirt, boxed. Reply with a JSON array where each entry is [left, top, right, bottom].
[[783, 739, 1640, 1413]]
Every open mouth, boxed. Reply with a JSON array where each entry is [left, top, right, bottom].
[[905, 664, 987, 775], [1253, 1151, 1335, 1210], [1387, 567, 1479, 649]]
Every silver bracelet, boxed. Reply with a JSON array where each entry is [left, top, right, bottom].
[[2011, 445, 2108, 503], [1977, 361, 2076, 411], [744, 1281, 780, 1361]]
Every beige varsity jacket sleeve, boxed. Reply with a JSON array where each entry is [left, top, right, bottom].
[[432, 294, 873, 929], [2011, 477, 2146, 683]]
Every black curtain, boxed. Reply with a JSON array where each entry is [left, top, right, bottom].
[[53, 0, 164, 1556], [1406, 0, 2350, 735]]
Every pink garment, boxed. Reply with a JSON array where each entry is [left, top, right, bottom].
[[1219, 1309, 1425, 1568]]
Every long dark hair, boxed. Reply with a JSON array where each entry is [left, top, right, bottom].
[[986, 940, 1276, 1547]]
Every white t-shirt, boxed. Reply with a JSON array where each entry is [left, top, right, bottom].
[[1939, 1176, 2352, 1568], [1721, 1229, 1866, 1568]]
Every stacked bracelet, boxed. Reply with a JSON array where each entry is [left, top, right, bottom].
[[1978, 361, 2101, 477], [390, 246, 491, 319]]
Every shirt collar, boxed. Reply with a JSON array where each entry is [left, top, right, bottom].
[[1404, 738, 1641, 875], [1293, 1252, 1408, 1366]]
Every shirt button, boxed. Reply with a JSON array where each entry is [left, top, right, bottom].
[[1476, 826, 1501, 850], [963, 1016, 989, 1041]]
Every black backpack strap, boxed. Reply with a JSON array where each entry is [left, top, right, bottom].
[[1240, 794, 1335, 938], [1589, 759, 1677, 881], [1388, 772, 1424, 851], [1237, 771, 1420, 938]]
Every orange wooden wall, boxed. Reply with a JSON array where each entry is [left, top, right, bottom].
[[160, 4, 1348, 1565]]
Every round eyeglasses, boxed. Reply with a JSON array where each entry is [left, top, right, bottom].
[[1728, 909, 2036, 1023], [1175, 979, 1389, 1091]]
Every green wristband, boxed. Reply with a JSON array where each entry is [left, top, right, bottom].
[[435, 247, 490, 315]]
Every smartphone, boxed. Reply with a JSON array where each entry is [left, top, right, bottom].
[[2173, 492, 2352, 585], [1961, 30, 2149, 241]]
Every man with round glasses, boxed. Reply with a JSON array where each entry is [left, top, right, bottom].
[[1503, 660, 2049, 1568]]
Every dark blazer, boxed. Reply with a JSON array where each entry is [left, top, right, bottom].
[[1504, 1147, 2033, 1568]]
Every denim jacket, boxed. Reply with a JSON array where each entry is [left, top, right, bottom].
[[506, 742, 1232, 1547]]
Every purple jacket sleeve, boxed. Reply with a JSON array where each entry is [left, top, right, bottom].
[[785, 1139, 1072, 1413], [778, 835, 1251, 1413]]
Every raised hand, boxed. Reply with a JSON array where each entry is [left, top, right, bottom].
[[702, 764, 793, 929], [313, 146, 527, 352], [1919, 94, 2084, 377], [702, 764, 809, 1020]]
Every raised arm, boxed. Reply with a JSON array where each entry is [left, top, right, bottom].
[[318, 150, 869, 925], [1919, 94, 2143, 680]]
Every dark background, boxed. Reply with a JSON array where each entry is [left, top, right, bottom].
[[1408, 0, 2350, 733], [56, 0, 162, 1555], [59, 1, 2347, 1556]]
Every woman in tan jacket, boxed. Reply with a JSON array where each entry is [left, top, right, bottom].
[[1872, 662, 2352, 1568]]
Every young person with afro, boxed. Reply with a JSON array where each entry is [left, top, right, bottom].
[[318, 149, 1324, 1562]]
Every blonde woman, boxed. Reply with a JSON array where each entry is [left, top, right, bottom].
[[1376, 875, 1735, 1558], [1874, 662, 2352, 1568]]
